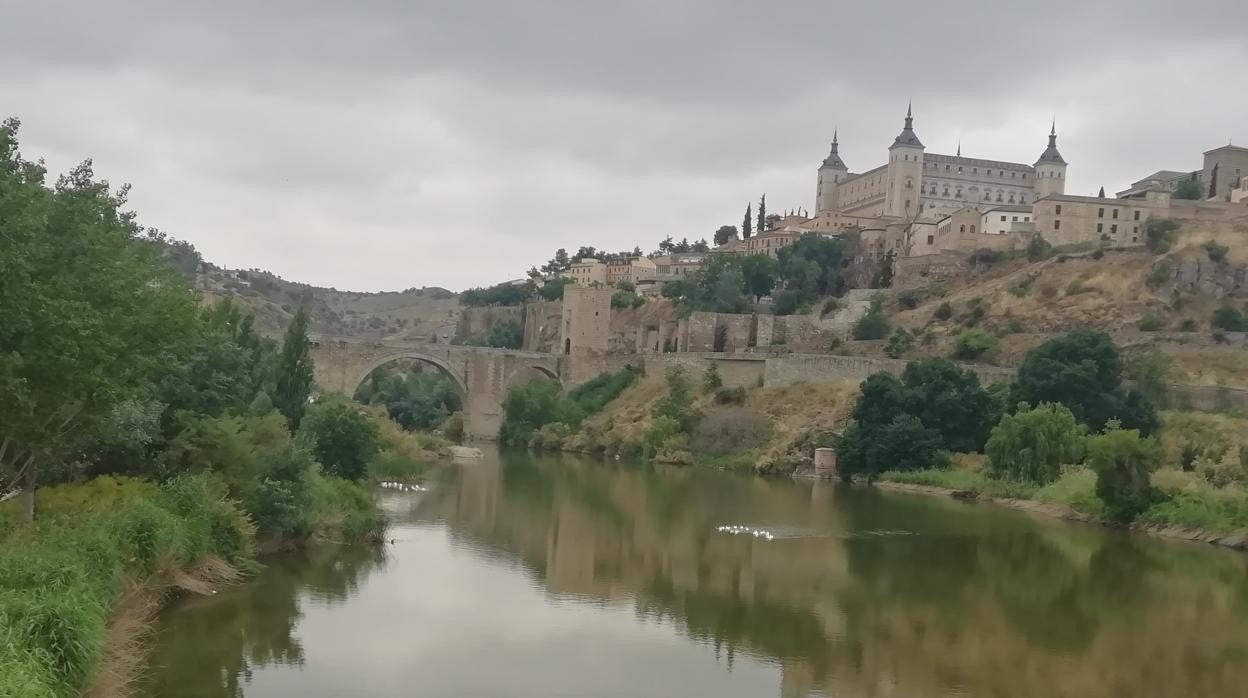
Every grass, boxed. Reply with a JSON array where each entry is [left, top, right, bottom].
[[880, 468, 1038, 498], [1143, 468, 1248, 533], [0, 475, 254, 698]]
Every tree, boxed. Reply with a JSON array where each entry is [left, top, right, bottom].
[[301, 397, 380, 481], [692, 238, 710, 252], [777, 233, 844, 298], [837, 415, 945, 483], [1123, 346, 1170, 405], [900, 358, 998, 454], [985, 403, 1087, 485], [274, 309, 315, 431], [658, 236, 675, 254], [852, 296, 890, 340], [540, 248, 571, 276], [742, 204, 753, 240], [1208, 163, 1218, 199], [1087, 424, 1160, 523], [0, 119, 200, 521], [538, 276, 573, 301], [482, 320, 524, 348], [1173, 178, 1202, 200], [1143, 219, 1179, 253], [739, 254, 778, 301], [1013, 329, 1157, 435], [757, 194, 767, 234], [1098, 186, 1106, 198], [951, 329, 999, 361], [714, 225, 738, 246], [884, 328, 913, 359]]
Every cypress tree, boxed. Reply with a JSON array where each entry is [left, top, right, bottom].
[[742, 203, 752, 240], [757, 194, 767, 233]]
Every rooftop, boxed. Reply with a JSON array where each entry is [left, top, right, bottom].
[[926, 152, 1033, 171]]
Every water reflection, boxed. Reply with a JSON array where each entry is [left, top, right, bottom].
[[144, 449, 1248, 698]]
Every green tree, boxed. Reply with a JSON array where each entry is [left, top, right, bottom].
[[301, 397, 380, 481], [900, 358, 998, 454], [713, 225, 738, 246], [742, 203, 753, 240], [1211, 306, 1248, 332], [483, 320, 524, 348], [0, 120, 200, 521], [1087, 424, 1160, 523], [274, 309, 315, 431], [837, 415, 945, 483], [777, 233, 844, 298], [985, 403, 1087, 485], [757, 194, 767, 234], [1143, 219, 1179, 253], [1123, 346, 1170, 405], [1013, 330, 1157, 435], [499, 378, 580, 446], [852, 297, 890, 340], [884, 328, 913, 359], [1173, 178, 1202, 200], [540, 248, 571, 275], [538, 276, 573, 301], [951, 329, 999, 361], [739, 254, 778, 301]]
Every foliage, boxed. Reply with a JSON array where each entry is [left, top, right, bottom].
[[713, 386, 747, 405], [1173, 178, 1203, 200], [739, 254, 778, 301], [771, 289, 804, 316], [0, 474, 253, 698], [460, 280, 535, 307], [528, 422, 573, 451], [838, 415, 946, 483], [566, 366, 637, 415], [1211, 306, 1248, 332], [1013, 329, 1158, 435], [355, 364, 461, 431], [366, 449, 430, 483], [540, 248, 572, 276], [1137, 311, 1164, 331], [1087, 425, 1161, 523], [611, 289, 646, 309], [273, 309, 314, 431], [1203, 241, 1229, 263], [1144, 470, 1248, 533], [776, 232, 845, 299], [899, 358, 999, 454], [643, 416, 683, 459], [933, 301, 954, 321], [884, 328, 914, 358], [1123, 346, 1170, 405], [985, 403, 1087, 485], [537, 276, 573, 301], [498, 378, 581, 447], [951, 329, 999, 361], [1026, 236, 1054, 262], [851, 296, 890, 340], [691, 408, 771, 455], [713, 225, 738, 246], [1143, 219, 1179, 253], [702, 363, 723, 392], [653, 366, 699, 432], [301, 397, 380, 481], [895, 289, 924, 309]]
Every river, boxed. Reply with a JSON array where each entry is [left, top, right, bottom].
[[138, 449, 1248, 698]]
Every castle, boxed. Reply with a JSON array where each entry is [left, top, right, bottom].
[[815, 103, 1067, 220]]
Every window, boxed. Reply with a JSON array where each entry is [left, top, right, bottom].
[[1000, 215, 1007, 222], [1012, 216, 1019, 222], [957, 166, 963, 174], [973, 167, 978, 174], [1112, 209, 1119, 219], [945, 165, 951, 172], [1054, 220, 1061, 230], [960, 224, 966, 233], [1133, 226, 1139, 234], [970, 225, 977, 233], [1097, 223, 1103, 233], [1111, 224, 1117, 235], [1098, 208, 1105, 218], [926, 235, 934, 245], [1056, 205, 1062, 215], [1011, 172, 1016, 179], [1134, 210, 1141, 221]]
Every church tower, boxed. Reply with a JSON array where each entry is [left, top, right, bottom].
[[816, 129, 849, 212], [1033, 121, 1068, 199], [884, 102, 925, 218]]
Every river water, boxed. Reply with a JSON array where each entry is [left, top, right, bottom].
[[139, 449, 1248, 698]]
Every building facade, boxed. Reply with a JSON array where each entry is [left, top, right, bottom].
[[815, 106, 1068, 220], [567, 258, 607, 285]]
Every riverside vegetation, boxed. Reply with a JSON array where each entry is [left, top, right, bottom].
[[0, 119, 433, 697]]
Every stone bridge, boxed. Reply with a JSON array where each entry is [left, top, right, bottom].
[[309, 336, 565, 439]]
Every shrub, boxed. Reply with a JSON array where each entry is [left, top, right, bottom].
[[643, 416, 683, 459], [567, 366, 637, 414], [654, 366, 699, 432], [970, 248, 1004, 267], [367, 449, 430, 482], [1211, 306, 1248, 332], [1087, 425, 1161, 523], [895, 289, 923, 310], [713, 386, 747, 405], [1143, 219, 1180, 253], [852, 297, 890, 340], [1204, 241, 1229, 263], [529, 422, 573, 451], [1145, 261, 1172, 289], [702, 363, 723, 392], [1026, 236, 1054, 262], [771, 289, 803, 316], [951, 329, 999, 361], [1137, 311, 1164, 332], [611, 290, 645, 309], [1123, 346, 1170, 405], [438, 412, 464, 443], [1179, 318, 1198, 332], [985, 403, 1087, 485], [692, 408, 771, 455], [301, 397, 381, 481], [933, 301, 954, 321], [499, 378, 582, 446], [884, 328, 914, 359], [838, 415, 947, 483]]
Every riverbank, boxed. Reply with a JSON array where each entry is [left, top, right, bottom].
[[876, 469, 1248, 552]]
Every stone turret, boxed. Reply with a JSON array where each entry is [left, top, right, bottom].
[[884, 102, 925, 218], [1034, 120, 1068, 199], [816, 129, 849, 212]]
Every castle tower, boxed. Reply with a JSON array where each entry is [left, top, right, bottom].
[[1033, 121, 1068, 199], [884, 102, 925, 218], [815, 129, 849, 212]]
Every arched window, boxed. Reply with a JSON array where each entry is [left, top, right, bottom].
[[959, 224, 966, 233], [971, 225, 977, 233], [905, 178, 913, 189]]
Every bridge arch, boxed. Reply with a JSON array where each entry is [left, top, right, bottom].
[[348, 351, 468, 402]]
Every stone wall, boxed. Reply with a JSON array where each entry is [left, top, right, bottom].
[[522, 300, 563, 353], [454, 305, 523, 344], [894, 253, 971, 290], [560, 286, 613, 355]]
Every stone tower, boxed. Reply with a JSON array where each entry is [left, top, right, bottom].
[[816, 129, 849, 212], [884, 102, 925, 218], [1033, 121, 1068, 199]]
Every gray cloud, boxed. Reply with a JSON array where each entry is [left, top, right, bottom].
[[4, 1, 1245, 291]]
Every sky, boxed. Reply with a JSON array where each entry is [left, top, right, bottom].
[[3, 1, 1245, 293]]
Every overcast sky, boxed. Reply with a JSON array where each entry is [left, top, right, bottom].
[[4, 1, 1245, 292]]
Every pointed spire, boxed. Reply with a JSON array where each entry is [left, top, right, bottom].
[[890, 100, 923, 149], [956, 139, 962, 158], [1035, 117, 1066, 166], [820, 128, 847, 170]]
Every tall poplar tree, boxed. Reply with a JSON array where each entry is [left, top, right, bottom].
[[274, 308, 314, 431]]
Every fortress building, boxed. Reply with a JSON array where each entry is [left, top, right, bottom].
[[815, 104, 1067, 220]]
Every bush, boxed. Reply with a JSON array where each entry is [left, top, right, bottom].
[[438, 412, 464, 443], [951, 329, 999, 361], [691, 408, 771, 455], [1204, 241, 1229, 263], [499, 378, 581, 446], [702, 363, 723, 392], [933, 301, 954, 321], [367, 449, 430, 482], [643, 416, 683, 459], [895, 289, 923, 309], [884, 328, 914, 359], [985, 403, 1087, 485], [1179, 318, 1198, 332], [852, 297, 890, 340], [567, 366, 637, 415], [302, 397, 381, 481], [770, 289, 803, 316], [529, 422, 573, 451], [1211, 306, 1248, 332], [713, 386, 747, 405], [1137, 311, 1164, 331], [1026, 236, 1054, 262], [1145, 261, 1172, 289], [1143, 219, 1179, 253], [654, 366, 699, 432], [611, 290, 645, 309], [1087, 425, 1161, 523], [838, 416, 947, 483]]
